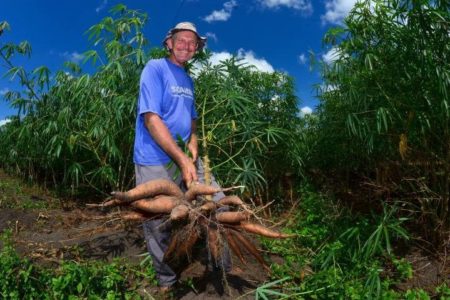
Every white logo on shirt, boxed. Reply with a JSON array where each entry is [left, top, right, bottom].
[[170, 85, 193, 98]]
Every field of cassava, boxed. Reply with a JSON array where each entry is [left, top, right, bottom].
[[0, 0, 449, 298]]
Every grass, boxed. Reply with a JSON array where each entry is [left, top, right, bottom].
[[0, 169, 59, 209], [0, 229, 157, 299], [258, 184, 448, 299]]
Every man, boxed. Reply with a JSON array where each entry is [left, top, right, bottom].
[[133, 22, 230, 292]]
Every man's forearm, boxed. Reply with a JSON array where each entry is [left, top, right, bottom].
[[144, 113, 190, 167]]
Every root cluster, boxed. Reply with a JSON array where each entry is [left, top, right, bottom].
[[87, 179, 294, 272]]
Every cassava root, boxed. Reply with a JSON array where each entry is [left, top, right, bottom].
[[87, 178, 294, 273]]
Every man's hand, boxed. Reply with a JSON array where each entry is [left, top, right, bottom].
[[179, 157, 198, 187]]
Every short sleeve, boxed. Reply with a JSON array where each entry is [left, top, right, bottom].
[[138, 62, 163, 117]]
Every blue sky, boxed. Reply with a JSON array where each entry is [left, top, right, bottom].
[[0, 0, 358, 124]]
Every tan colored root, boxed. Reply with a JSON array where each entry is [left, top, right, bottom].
[[118, 211, 149, 222], [179, 228, 200, 259], [185, 183, 221, 201], [130, 196, 180, 214], [217, 196, 254, 217], [216, 211, 250, 224], [239, 221, 295, 239], [199, 201, 217, 212], [207, 225, 219, 262], [86, 198, 123, 208], [170, 204, 190, 221], [217, 195, 245, 207], [230, 229, 270, 272], [185, 182, 244, 202], [164, 226, 200, 263], [112, 178, 183, 203], [163, 230, 184, 262], [225, 228, 246, 264]]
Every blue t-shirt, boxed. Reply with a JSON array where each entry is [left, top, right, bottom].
[[133, 58, 198, 165]]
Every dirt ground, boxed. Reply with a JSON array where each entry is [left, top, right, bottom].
[[0, 170, 272, 299], [0, 206, 273, 299]]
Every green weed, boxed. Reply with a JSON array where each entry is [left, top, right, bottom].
[[0, 230, 157, 299], [260, 186, 413, 299]]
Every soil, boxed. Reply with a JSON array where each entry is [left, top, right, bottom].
[[0, 170, 271, 299]]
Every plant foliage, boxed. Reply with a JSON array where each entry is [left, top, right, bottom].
[[311, 0, 450, 241], [0, 6, 304, 203]]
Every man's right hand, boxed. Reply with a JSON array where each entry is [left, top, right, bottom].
[[180, 156, 198, 187]]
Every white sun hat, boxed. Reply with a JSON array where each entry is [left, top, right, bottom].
[[163, 22, 207, 50]]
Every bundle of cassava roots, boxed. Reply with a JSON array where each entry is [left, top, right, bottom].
[[88, 179, 294, 271]]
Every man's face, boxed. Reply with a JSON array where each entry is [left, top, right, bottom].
[[167, 31, 198, 66]]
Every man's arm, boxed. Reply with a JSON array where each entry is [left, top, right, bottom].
[[144, 112, 198, 185]]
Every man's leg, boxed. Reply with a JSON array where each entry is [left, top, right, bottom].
[[136, 164, 181, 288]]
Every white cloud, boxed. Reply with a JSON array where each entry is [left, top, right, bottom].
[[206, 49, 275, 73], [207, 51, 233, 66], [321, 0, 358, 25], [258, 0, 313, 13], [205, 32, 218, 43], [0, 88, 9, 96], [322, 47, 340, 64], [0, 119, 11, 126], [96, 0, 108, 13], [61, 51, 84, 63], [301, 106, 312, 114], [299, 106, 313, 117], [236, 49, 275, 73], [203, 0, 237, 23], [298, 53, 307, 65]]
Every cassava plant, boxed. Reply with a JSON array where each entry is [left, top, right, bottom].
[[193, 56, 304, 204], [313, 0, 450, 243], [0, 5, 149, 195]]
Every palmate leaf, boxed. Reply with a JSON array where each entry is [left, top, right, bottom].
[[4, 66, 24, 81], [255, 277, 291, 300], [10, 97, 32, 115], [375, 107, 390, 133], [82, 50, 100, 65], [0, 21, 10, 34], [67, 162, 84, 189], [32, 66, 50, 89], [109, 3, 127, 14], [47, 135, 64, 158], [232, 158, 266, 191], [86, 23, 104, 42], [113, 61, 124, 79], [17, 41, 32, 57], [0, 43, 16, 60], [265, 126, 287, 144], [88, 165, 116, 187], [226, 93, 253, 117]]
